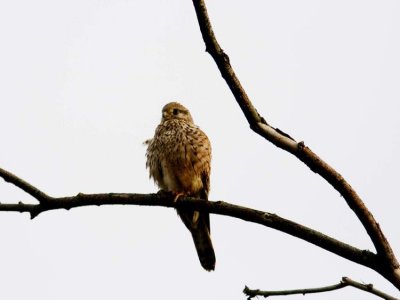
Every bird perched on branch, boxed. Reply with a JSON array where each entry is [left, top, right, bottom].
[[145, 102, 215, 271]]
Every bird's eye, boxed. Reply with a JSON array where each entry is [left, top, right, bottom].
[[172, 108, 179, 115]]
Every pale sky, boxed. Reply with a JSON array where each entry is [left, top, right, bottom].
[[0, 1, 399, 299]]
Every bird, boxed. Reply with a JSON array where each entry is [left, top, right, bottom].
[[145, 102, 215, 271]]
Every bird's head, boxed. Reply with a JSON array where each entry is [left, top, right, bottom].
[[161, 102, 194, 124]]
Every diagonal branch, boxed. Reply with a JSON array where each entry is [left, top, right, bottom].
[[0, 167, 52, 203], [191, 0, 400, 287], [244, 277, 399, 300]]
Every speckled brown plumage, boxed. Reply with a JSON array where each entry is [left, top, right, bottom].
[[145, 102, 215, 271]]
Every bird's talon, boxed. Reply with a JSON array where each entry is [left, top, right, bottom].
[[173, 192, 184, 202]]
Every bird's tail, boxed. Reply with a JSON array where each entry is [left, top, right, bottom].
[[190, 216, 216, 271]]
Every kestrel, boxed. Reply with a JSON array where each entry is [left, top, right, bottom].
[[145, 102, 215, 271]]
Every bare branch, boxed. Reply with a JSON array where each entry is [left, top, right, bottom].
[[0, 167, 382, 273], [244, 277, 399, 300], [0, 192, 382, 272], [191, 0, 400, 288], [342, 277, 400, 300], [0, 167, 52, 203], [297, 144, 399, 270], [244, 282, 345, 299]]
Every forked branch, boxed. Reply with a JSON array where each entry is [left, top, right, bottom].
[[1, 167, 398, 298], [0, 167, 383, 275], [244, 277, 399, 300]]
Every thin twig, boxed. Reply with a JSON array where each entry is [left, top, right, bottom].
[[244, 277, 399, 300], [191, 0, 400, 288], [244, 282, 346, 298]]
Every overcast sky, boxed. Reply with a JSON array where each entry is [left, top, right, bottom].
[[0, 1, 399, 299]]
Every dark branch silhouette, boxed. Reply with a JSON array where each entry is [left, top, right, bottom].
[[244, 277, 399, 300], [0, 167, 382, 269], [191, 0, 400, 291], [0, 167, 51, 203]]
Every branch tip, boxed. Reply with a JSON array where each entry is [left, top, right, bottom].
[[244, 277, 399, 300]]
